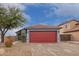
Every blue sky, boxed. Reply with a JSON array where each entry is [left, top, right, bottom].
[[2, 3, 79, 36], [22, 3, 79, 26]]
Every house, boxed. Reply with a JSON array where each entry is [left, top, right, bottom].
[[16, 24, 60, 43], [16, 28, 27, 42], [58, 19, 79, 41]]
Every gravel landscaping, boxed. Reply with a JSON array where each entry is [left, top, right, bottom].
[[0, 41, 79, 56]]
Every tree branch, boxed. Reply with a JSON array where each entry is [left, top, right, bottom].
[[0, 27, 2, 32], [2, 28, 9, 35], [2, 25, 10, 35]]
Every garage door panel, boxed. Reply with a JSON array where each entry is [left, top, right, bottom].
[[30, 31, 57, 43]]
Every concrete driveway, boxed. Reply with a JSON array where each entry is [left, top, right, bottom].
[[0, 41, 79, 56]]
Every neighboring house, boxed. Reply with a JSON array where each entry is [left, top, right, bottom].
[[16, 28, 27, 42], [16, 24, 60, 43], [58, 19, 79, 41]]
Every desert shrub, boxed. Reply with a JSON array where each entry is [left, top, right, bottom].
[[4, 38, 13, 47]]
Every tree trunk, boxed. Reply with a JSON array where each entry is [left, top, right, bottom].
[[1, 33, 4, 43]]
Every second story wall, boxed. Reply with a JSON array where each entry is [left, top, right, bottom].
[[59, 20, 79, 34]]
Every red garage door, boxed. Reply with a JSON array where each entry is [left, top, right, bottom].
[[29, 31, 57, 43]]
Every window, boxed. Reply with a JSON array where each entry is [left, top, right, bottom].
[[64, 24, 67, 28]]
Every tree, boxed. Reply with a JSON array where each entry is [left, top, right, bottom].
[[0, 5, 26, 43]]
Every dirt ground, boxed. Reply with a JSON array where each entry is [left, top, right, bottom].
[[0, 41, 79, 56]]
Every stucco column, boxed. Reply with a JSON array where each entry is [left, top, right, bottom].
[[57, 30, 61, 43], [27, 30, 30, 43]]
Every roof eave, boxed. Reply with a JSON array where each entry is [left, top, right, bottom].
[[64, 30, 79, 33]]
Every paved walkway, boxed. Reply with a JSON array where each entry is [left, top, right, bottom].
[[0, 41, 79, 56]]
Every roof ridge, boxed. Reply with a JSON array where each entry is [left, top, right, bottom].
[[58, 19, 79, 26]]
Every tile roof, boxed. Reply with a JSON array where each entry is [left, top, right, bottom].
[[27, 24, 60, 29], [58, 19, 79, 26]]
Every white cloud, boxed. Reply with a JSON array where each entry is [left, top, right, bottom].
[[22, 13, 31, 22], [55, 4, 79, 17], [45, 3, 79, 18], [0, 3, 26, 11], [1, 3, 31, 20]]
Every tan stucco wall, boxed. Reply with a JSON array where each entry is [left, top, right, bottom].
[[70, 31, 79, 41], [59, 31, 79, 41], [59, 21, 79, 34], [68, 21, 78, 29], [59, 20, 79, 41]]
